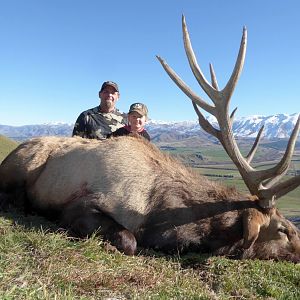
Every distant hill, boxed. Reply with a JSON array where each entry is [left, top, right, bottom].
[[0, 135, 18, 162], [0, 113, 299, 146], [0, 123, 73, 142]]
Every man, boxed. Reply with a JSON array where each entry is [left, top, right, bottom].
[[72, 81, 127, 139]]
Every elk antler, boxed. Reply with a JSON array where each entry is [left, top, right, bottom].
[[157, 15, 300, 208]]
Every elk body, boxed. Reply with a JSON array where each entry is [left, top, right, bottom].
[[1, 134, 299, 261], [1, 16, 300, 261]]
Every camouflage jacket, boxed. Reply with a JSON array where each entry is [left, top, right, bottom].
[[72, 106, 127, 140]]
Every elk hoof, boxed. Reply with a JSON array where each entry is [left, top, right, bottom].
[[114, 229, 137, 256]]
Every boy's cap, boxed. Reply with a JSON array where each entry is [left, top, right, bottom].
[[100, 81, 119, 92], [128, 103, 148, 117]]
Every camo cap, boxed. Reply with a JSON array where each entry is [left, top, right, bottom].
[[128, 103, 148, 117], [100, 81, 119, 92]]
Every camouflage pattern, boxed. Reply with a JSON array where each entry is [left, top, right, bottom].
[[72, 106, 127, 140], [128, 103, 148, 118]]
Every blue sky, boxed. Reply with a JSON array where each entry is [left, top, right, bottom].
[[0, 0, 299, 126]]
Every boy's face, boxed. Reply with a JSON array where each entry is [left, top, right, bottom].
[[128, 112, 147, 132]]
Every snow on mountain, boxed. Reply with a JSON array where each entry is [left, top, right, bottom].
[[232, 113, 299, 139], [0, 113, 299, 141], [0, 123, 74, 140], [147, 113, 299, 140]]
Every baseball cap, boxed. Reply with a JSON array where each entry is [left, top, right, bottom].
[[128, 103, 148, 117], [100, 81, 119, 92]]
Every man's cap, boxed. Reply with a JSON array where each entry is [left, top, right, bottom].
[[100, 81, 119, 92], [128, 103, 148, 117]]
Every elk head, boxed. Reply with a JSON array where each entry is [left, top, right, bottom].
[[157, 16, 300, 260]]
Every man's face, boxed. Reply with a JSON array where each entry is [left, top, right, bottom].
[[99, 86, 119, 111]]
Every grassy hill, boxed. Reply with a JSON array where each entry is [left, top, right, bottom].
[[0, 135, 18, 162]]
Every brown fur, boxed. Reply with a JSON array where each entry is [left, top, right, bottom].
[[0, 135, 299, 261]]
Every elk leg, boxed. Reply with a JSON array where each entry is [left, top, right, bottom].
[[0, 191, 11, 211], [61, 197, 137, 255], [0, 186, 31, 213]]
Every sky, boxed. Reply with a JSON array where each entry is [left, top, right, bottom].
[[0, 0, 299, 126]]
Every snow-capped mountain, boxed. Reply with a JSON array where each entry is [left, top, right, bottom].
[[232, 113, 299, 139], [146, 113, 299, 140], [0, 113, 299, 141], [0, 123, 73, 141]]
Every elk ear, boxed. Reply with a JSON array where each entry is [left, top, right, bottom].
[[242, 209, 269, 249]]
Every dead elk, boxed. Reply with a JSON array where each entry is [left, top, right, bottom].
[[0, 17, 300, 262]]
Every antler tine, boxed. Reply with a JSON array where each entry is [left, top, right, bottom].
[[192, 102, 221, 139], [271, 114, 300, 174], [230, 107, 238, 121], [209, 63, 219, 90], [245, 125, 264, 164], [256, 114, 300, 188], [222, 26, 247, 102], [259, 175, 300, 203], [182, 15, 220, 104], [156, 55, 215, 116]]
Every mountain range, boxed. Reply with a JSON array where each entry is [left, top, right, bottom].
[[0, 113, 299, 143]]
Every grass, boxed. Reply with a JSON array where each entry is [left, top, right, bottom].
[[0, 135, 18, 162], [1, 211, 300, 299], [198, 148, 231, 163]]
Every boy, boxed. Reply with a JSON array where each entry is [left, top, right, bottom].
[[111, 102, 150, 141]]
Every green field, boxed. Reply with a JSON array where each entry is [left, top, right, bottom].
[[165, 144, 300, 218]]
